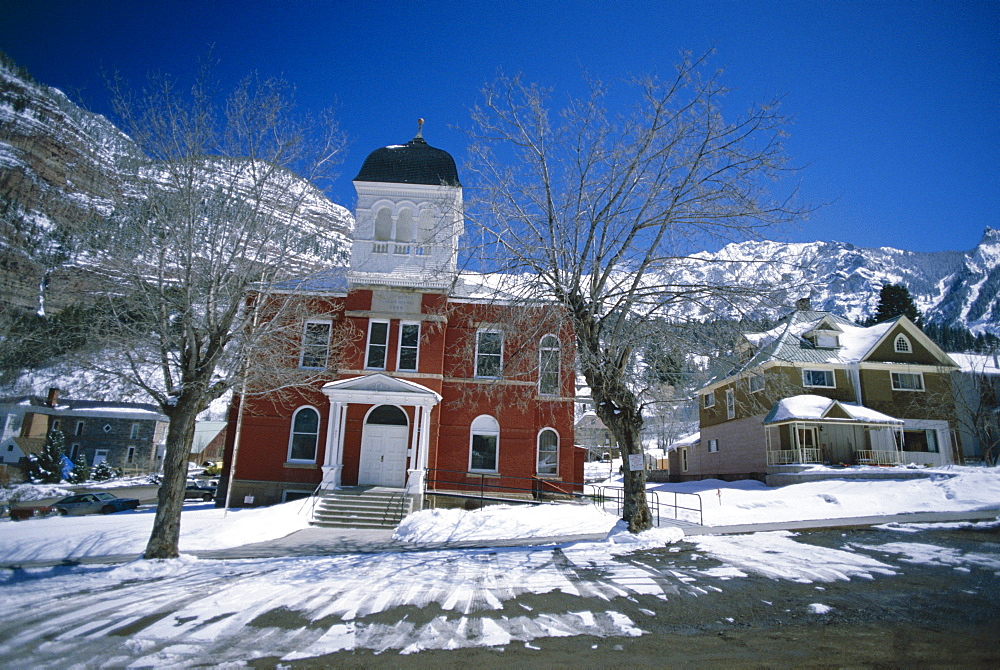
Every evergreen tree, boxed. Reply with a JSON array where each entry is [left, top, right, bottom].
[[68, 454, 90, 484], [29, 429, 66, 484], [866, 283, 922, 326], [92, 460, 116, 482]]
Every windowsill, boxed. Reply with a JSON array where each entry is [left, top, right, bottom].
[[284, 462, 318, 469], [535, 474, 561, 480], [468, 471, 500, 478]]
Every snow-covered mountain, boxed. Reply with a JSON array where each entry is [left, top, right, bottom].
[[674, 233, 999, 334], [0, 54, 353, 314]]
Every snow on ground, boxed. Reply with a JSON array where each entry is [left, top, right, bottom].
[[0, 469, 997, 662], [0, 499, 313, 563], [592, 465, 1000, 526]]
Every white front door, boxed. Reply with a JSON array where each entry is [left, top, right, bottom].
[[358, 424, 408, 487]]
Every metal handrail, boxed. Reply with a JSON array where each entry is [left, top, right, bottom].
[[425, 467, 590, 509], [589, 484, 703, 526]]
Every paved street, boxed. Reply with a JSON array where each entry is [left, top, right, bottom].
[[1, 524, 996, 667]]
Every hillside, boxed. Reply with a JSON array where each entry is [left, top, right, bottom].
[[0, 54, 353, 316]]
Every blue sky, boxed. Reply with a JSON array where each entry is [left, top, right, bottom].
[[1, 0, 996, 253]]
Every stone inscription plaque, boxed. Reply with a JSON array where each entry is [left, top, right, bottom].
[[371, 288, 422, 314]]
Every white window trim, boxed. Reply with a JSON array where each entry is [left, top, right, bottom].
[[891, 371, 925, 391], [469, 414, 500, 473], [802, 369, 836, 388], [299, 319, 333, 369], [538, 334, 560, 396], [287, 405, 321, 463], [894, 334, 912, 354], [365, 319, 390, 371], [126, 446, 136, 463], [129, 423, 140, 440], [703, 392, 715, 408], [475, 329, 503, 379], [725, 388, 736, 420], [536, 427, 559, 475], [74, 420, 85, 436], [397, 321, 420, 372], [708, 439, 719, 453]]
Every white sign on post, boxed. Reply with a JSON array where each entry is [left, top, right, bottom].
[[627, 454, 645, 471]]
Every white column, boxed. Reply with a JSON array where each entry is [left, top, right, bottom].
[[321, 400, 345, 489]]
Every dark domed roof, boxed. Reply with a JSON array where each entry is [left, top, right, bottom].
[[354, 133, 461, 187]]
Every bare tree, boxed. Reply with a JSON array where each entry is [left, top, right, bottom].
[[76, 64, 349, 558], [948, 353, 1000, 466], [467, 52, 806, 531]]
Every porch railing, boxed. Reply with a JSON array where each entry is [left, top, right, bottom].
[[855, 449, 903, 465], [766, 448, 821, 466]]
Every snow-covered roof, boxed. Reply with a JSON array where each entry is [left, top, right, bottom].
[[949, 352, 1000, 376], [665, 431, 700, 452], [763, 394, 903, 425]]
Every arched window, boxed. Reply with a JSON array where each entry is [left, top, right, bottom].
[[539, 334, 560, 395], [537, 428, 558, 475], [469, 415, 500, 472], [418, 209, 436, 244], [894, 334, 911, 353], [288, 407, 320, 462], [373, 208, 393, 243], [366, 405, 408, 426], [395, 208, 414, 243]]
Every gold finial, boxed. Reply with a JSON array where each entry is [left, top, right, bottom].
[[416, 117, 424, 138]]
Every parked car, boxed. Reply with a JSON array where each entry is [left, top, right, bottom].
[[201, 461, 223, 476], [9, 504, 55, 521], [185, 480, 217, 501], [52, 492, 140, 516]]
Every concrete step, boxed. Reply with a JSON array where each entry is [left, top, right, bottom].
[[310, 487, 411, 529]]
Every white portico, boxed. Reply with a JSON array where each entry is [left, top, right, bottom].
[[320, 374, 441, 495]]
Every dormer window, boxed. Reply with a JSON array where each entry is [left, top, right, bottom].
[[894, 334, 911, 353], [816, 333, 839, 348]]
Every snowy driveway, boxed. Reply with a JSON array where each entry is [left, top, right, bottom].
[[2, 524, 998, 667]]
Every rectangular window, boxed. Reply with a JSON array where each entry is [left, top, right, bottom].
[[74, 420, 85, 436], [803, 369, 835, 388], [470, 434, 498, 471], [902, 429, 938, 452], [475, 330, 503, 378], [726, 389, 736, 420], [70, 443, 80, 460], [708, 439, 719, 453], [680, 447, 689, 472], [703, 392, 715, 408], [129, 423, 140, 440], [300, 321, 332, 369], [891, 372, 925, 391], [749, 375, 764, 394], [365, 320, 389, 369], [126, 446, 135, 463], [539, 335, 560, 396], [398, 323, 420, 372], [51, 419, 61, 433]]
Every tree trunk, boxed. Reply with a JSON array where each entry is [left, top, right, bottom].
[[576, 310, 653, 532], [143, 397, 199, 559]]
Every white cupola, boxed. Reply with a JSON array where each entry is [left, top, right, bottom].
[[348, 120, 464, 290]]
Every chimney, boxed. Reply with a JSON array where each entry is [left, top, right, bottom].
[[46, 387, 60, 407], [795, 297, 811, 311]]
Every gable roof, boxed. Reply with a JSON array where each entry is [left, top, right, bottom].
[[735, 311, 956, 375], [321, 373, 442, 406], [763, 394, 903, 425]]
